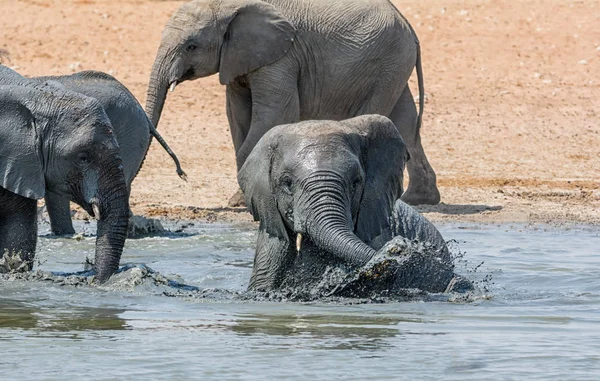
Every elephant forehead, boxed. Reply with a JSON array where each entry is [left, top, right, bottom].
[[172, 0, 217, 24], [281, 129, 362, 152], [284, 140, 359, 174], [282, 121, 358, 136]]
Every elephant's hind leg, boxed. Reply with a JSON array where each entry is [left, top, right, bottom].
[[389, 86, 440, 205], [0, 190, 38, 269], [45, 191, 76, 236]]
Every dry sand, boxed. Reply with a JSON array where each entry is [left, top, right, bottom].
[[1, 0, 598, 225]]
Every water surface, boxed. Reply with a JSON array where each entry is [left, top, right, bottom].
[[1, 221, 599, 380]]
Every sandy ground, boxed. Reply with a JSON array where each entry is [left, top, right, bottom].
[[1, 0, 598, 225]]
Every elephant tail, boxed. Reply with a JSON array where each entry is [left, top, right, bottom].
[[147, 122, 188, 181], [415, 40, 424, 136]]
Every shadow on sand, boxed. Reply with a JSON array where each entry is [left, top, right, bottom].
[[415, 203, 503, 216]]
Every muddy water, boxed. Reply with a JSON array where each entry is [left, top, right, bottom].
[[1, 221, 599, 380]]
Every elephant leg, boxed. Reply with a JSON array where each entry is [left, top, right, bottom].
[[226, 81, 253, 208], [389, 86, 440, 205], [0, 190, 38, 268], [45, 191, 76, 236], [226, 81, 253, 158], [228, 69, 300, 208], [248, 229, 296, 291], [236, 70, 300, 171]]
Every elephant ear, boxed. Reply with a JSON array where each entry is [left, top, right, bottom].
[[238, 130, 296, 290], [219, 1, 295, 85], [351, 115, 409, 245], [0, 89, 45, 199], [238, 131, 287, 240]]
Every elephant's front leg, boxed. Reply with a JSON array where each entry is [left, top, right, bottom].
[[227, 71, 299, 207], [248, 228, 296, 291], [235, 70, 300, 171], [45, 191, 76, 236], [0, 189, 38, 270], [226, 80, 253, 158], [226, 81, 253, 207]]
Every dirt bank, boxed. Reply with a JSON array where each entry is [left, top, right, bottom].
[[1, 0, 598, 224]]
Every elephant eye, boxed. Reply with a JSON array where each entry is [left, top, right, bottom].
[[78, 152, 91, 164], [280, 177, 293, 195], [186, 44, 197, 52]]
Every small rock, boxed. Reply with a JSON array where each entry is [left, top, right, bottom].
[[68, 62, 82, 72], [127, 215, 165, 238]]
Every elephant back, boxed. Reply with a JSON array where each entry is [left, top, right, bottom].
[[36, 71, 152, 185]]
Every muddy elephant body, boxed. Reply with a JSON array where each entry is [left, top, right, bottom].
[[280, 201, 457, 295], [238, 115, 459, 294], [0, 68, 130, 282], [147, 0, 440, 205]]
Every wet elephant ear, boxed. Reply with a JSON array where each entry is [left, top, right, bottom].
[[238, 128, 297, 290], [349, 115, 409, 244], [237, 129, 287, 240], [0, 87, 45, 199]]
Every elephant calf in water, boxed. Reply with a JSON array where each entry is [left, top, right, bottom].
[[0, 82, 129, 283], [0, 65, 184, 236], [239, 115, 470, 295]]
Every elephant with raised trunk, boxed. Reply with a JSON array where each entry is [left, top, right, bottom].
[[239, 115, 459, 293], [146, 0, 440, 206], [0, 66, 184, 236], [0, 80, 129, 283]]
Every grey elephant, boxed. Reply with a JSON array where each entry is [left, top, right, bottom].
[[238, 115, 463, 294], [0, 82, 129, 283], [146, 0, 440, 206], [0, 66, 185, 235]]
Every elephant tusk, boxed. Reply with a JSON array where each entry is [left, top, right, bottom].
[[296, 233, 303, 252], [169, 82, 177, 92], [90, 199, 101, 220]]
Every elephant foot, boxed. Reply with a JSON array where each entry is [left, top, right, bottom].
[[50, 226, 77, 237], [227, 189, 247, 208], [401, 184, 441, 205]]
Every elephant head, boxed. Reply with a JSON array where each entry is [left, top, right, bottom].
[[145, 0, 295, 127], [0, 84, 130, 283], [238, 115, 410, 290]]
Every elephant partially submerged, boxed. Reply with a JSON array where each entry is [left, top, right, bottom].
[[0, 66, 184, 236], [0, 81, 129, 283], [238, 115, 469, 295], [147, 0, 440, 206]]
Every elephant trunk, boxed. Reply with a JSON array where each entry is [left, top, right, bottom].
[[145, 46, 172, 128], [299, 173, 376, 267], [144, 46, 189, 179], [93, 161, 130, 283]]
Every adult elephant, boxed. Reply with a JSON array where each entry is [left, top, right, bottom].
[[0, 82, 129, 283], [0, 65, 185, 235], [238, 115, 458, 293], [146, 0, 440, 206]]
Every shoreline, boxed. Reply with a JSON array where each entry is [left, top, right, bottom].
[[124, 185, 599, 226]]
